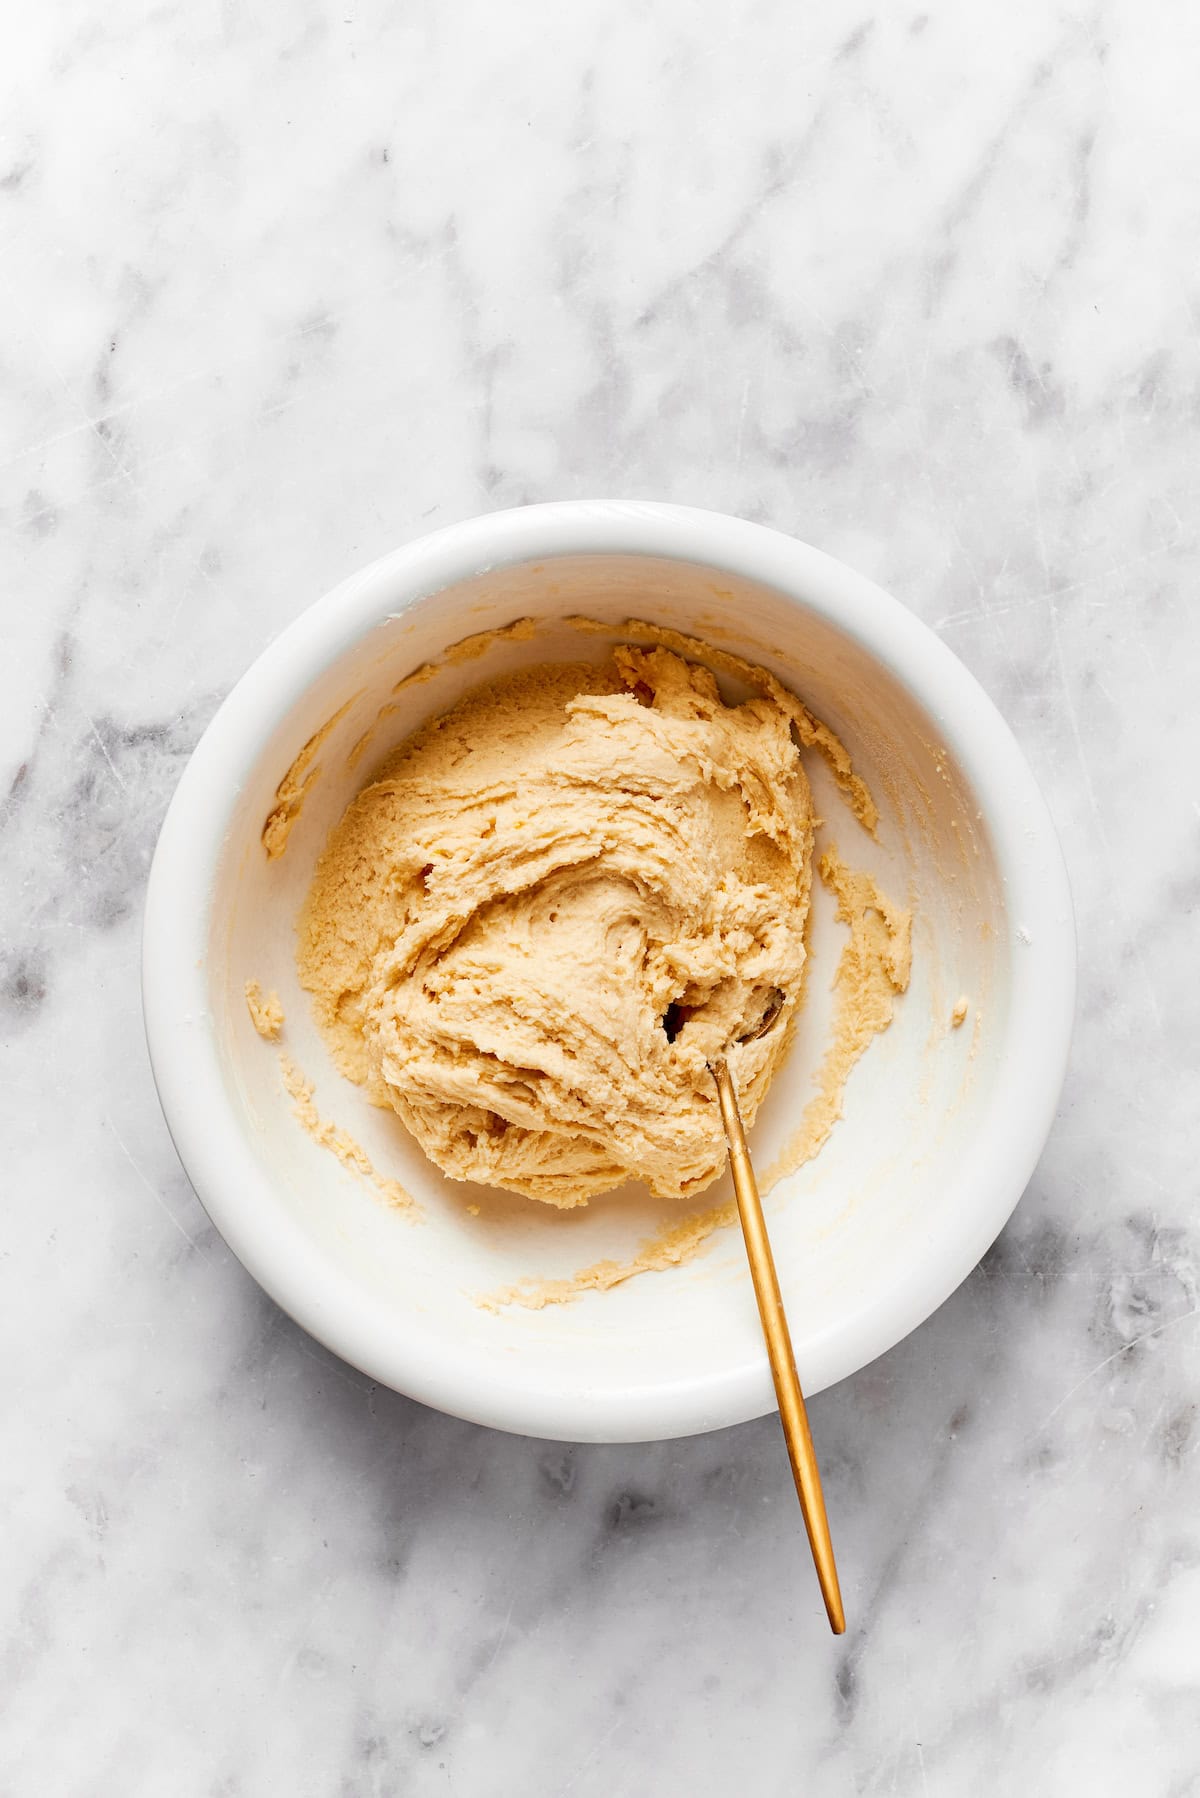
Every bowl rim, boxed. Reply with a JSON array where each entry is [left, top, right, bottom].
[[142, 501, 1075, 1442]]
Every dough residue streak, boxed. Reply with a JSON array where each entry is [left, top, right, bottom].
[[761, 847, 912, 1188], [391, 616, 538, 696], [261, 697, 357, 860], [279, 1054, 416, 1216], [244, 980, 284, 1040]]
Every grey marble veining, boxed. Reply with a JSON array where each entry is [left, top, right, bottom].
[[3, 1, 1199, 1792]]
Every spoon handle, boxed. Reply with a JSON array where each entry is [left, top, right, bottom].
[[711, 1057, 845, 1634]]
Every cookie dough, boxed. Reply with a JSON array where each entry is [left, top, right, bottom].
[[298, 645, 814, 1205], [483, 847, 912, 1311]]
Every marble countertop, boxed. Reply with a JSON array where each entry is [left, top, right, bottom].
[[3, 2, 1198, 1791]]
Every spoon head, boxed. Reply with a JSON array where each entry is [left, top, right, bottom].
[[665, 986, 786, 1052], [734, 985, 785, 1046]]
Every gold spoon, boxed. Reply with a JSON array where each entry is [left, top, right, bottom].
[[711, 990, 846, 1634]]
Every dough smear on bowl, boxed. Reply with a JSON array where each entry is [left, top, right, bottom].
[[298, 645, 814, 1206]]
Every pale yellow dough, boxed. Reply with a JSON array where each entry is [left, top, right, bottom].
[[298, 646, 815, 1206], [485, 847, 912, 1312]]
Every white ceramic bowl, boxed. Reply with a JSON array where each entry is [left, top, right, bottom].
[[143, 503, 1074, 1443]]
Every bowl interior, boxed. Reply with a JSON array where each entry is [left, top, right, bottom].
[[205, 550, 1008, 1437]]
